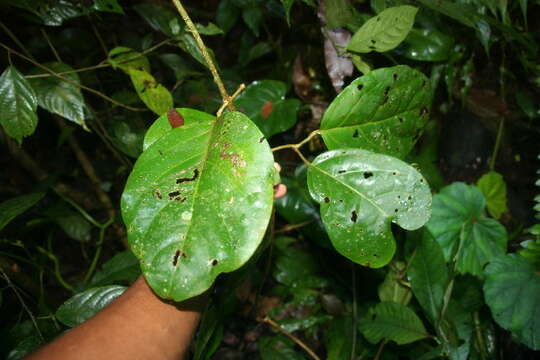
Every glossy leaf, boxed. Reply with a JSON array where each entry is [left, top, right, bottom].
[[108, 47, 151, 74], [129, 69, 173, 115], [90, 251, 141, 287], [133, 3, 180, 36], [143, 108, 215, 151], [0, 66, 38, 144], [235, 80, 300, 138], [121, 111, 274, 301], [408, 230, 449, 323], [0, 193, 45, 231], [477, 171, 507, 219], [56, 286, 126, 327], [93, 0, 124, 14], [307, 149, 432, 267], [484, 255, 540, 350], [347, 6, 418, 53], [196, 22, 224, 35], [28, 62, 87, 130], [400, 28, 454, 62], [320, 65, 431, 159], [426, 182, 507, 277], [108, 118, 146, 158], [359, 302, 429, 344]]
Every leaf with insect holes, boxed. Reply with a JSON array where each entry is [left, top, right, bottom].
[[307, 149, 431, 268], [347, 5, 418, 53], [129, 69, 173, 115], [320, 65, 431, 159], [121, 111, 274, 301]]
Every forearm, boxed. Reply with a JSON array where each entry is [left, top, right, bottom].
[[27, 276, 206, 360]]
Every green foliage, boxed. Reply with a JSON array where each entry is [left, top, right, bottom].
[[477, 171, 508, 219], [359, 302, 429, 345], [307, 148, 431, 267], [56, 286, 126, 327], [320, 65, 432, 159], [128, 69, 173, 115], [427, 182, 508, 276], [0, 66, 38, 144], [484, 255, 540, 350], [89, 250, 141, 287], [0, 193, 44, 231]]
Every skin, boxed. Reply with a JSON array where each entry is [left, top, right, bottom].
[[27, 167, 286, 360]]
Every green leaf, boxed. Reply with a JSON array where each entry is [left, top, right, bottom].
[[108, 47, 151, 74], [196, 22, 224, 35], [378, 261, 411, 304], [56, 285, 126, 327], [90, 251, 141, 287], [320, 65, 431, 159], [325, 316, 355, 360], [307, 149, 432, 267], [484, 254, 540, 350], [415, 0, 476, 28], [0, 66, 38, 144], [359, 302, 429, 345], [347, 5, 418, 53], [281, 0, 295, 25], [477, 171, 507, 219], [216, 0, 241, 33], [325, 0, 356, 29], [176, 33, 218, 69], [235, 80, 300, 138], [133, 3, 180, 36], [6, 336, 43, 360], [28, 62, 87, 130], [408, 230, 449, 323], [45, 202, 92, 242], [399, 28, 454, 62], [108, 118, 146, 158], [143, 108, 215, 151], [129, 69, 173, 115], [93, 0, 124, 14], [0, 193, 45, 231], [121, 111, 274, 301], [242, 6, 263, 37], [259, 335, 306, 360], [426, 182, 507, 276]]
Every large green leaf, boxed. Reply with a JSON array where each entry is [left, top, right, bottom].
[[235, 80, 300, 138], [129, 69, 173, 115], [347, 5, 418, 53], [484, 255, 540, 350], [0, 66, 38, 144], [320, 65, 431, 159], [28, 62, 87, 130], [477, 171, 507, 219], [121, 111, 274, 301], [426, 182, 507, 276], [399, 28, 454, 62], [143, 108, 215, 151], [307, 149, 432, 268], [359, 302, 429, 345], [56, 286, 126, 327], [90, 250, 141, 287], [0, 193, 45, 231], [408, 230, 449, 323]]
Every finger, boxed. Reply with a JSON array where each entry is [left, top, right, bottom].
[[273, 184, 287, 199]]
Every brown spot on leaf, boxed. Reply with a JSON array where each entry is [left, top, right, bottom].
[[363, 172, 373, 179], [351, 210, 358, 223], [173, 250, 181, 266], [167, 108, 184, 128], [261, 101, 273, 119], [154, 189, 163, 200]]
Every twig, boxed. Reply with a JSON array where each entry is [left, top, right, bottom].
[[84, 218, 114, 283], [0, 20, 35, 60], [40, 28, 62, 62], [0, 267, 44, 342], [374, 340, 387, 360], [258, 316, 321, 360], [88, 16, 109, 56], [271, 130, 320, 166], [489, 117, 505, 171], [0, 42, 147, 112], [25, 39, 171, 79], [217, 83, 246, 117], [170, 0, 234, 111], [274, 220, 313, 234]]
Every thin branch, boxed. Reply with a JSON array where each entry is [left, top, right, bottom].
[[275, 220, 313, 234], [40, 28, 62, 62], [258, 316, 321, 360], [374, 340, 387, 360], [489, 117, 505, 171], [25, 39, 171, 79], [0, 42, 147, 112], [0, 267, 44, 342], [88, 16, 109, 57], [217, 83, 245, 117], [0, 20, 34, 60], [272, 130, 320, 166], [170, 0, 234, 111]]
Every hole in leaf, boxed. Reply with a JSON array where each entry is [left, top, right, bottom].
[[357, 84, 364, 91], [176, 169, 200, 184], [373, 253, 379, 257], [154, 189, 163, 200], [211, 259, 219, 266], [408, 196, 412, 200], [259, 136, 265, 143], [398, 117, 404, 123], [392, 172, 397, 176], [363, 172, 373, 179], [172, 250, 181, 266], [394, 208, 398, 213], [324, 197, 330, 203], [168, 190, 181, 199], [393, 73, 398, 81], [351, 210, 358, 223], [371, 39, 376, 44], [338, 170, 346, 174], [352, 129, 359, 138], [158, 150, 164, 156]]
